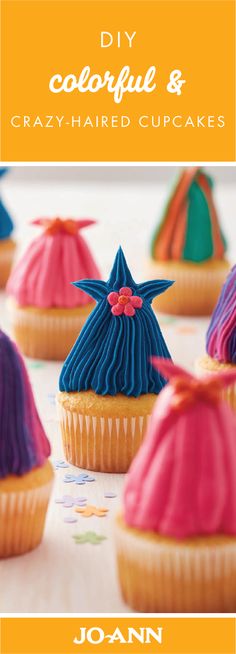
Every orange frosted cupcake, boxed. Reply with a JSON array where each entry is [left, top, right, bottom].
[[58, 247, 173, 473], [7, 217, 100, 360], [115, 358, 236, 612], [0, 169, 16, 287], [196, 265, 236, 410], [0, 330, 54, 558], [147, 168, 230, 315]]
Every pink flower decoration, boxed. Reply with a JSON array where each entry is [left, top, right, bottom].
[[107, 287, 143, 317]]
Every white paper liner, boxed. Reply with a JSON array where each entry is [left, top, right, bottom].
[[59, 406, 151, 472], [146, 260, 229, 315], [115, 519, 236, 612], [0, 481, 52, 558], [148, 260, 229, 288], [8, 303, 87, 331], [8, 300, 89, 359]]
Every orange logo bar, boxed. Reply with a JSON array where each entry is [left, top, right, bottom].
[[1, 0, 235, 161], [1, 617, 235, 653]]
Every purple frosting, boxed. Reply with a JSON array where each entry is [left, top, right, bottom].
[[0, 330, 50, 479], [206, 266, 236, 364]]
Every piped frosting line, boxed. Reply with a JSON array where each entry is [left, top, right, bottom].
[[0, 331, 51, 479], [206, 266, 236, 364], [151, 168, 226, 263], [152, 168, 198, 260], [197, 173, 225, 259]]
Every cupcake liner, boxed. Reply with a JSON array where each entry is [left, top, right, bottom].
[[195, 357, 236, 412], [0, 242, 16, 288], [0, 480, 52, 558], [8, 300, 93, 360], [115, 516, 236, 612], [59, 406, 151, 472], [146, 260, 230, 316]]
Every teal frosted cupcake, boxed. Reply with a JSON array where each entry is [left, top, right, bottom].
[[147, 168, 230, 315]]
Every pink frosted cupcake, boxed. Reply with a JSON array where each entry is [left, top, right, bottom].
[[115, 358, 236, 612], [7, 217, 101, 360]]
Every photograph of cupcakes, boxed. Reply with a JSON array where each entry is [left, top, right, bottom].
[[196, 265, 236, 410], [115, 357, 236, 612], [58, 247, 173, 473], [0, 330, 54, 558], [7, 217, 100, 360], [147, 167, 230, 315], [0, 168, 16, 287]]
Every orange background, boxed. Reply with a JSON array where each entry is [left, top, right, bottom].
[[1, 0, 235, 161], [1, 617, 235, 653]]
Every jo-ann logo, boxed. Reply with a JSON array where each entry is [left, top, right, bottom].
[[73, 626, 163, 645]]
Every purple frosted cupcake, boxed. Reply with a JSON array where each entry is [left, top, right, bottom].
[[0, 330, 54, 557], [196, 265, 236, 410]]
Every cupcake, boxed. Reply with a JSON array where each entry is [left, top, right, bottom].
[[196, 265, 236, 410], [0, 330, 54, 558], [115, 357, 236, 612], [147, 167, 230, 315], [7, 217, 100, 360], [0, 168, 16, 287], [58, 247, 173, 473]]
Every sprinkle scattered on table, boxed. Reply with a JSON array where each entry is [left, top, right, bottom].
[[55, 495, 87, 508], [64, 473, 95, 485], [47, 393, 56, 405], [53, 460, 70, 470], [158, 315, 177, 325], [176, 325, 198, 334], [27, 360, 45, 369], [104, 492, 117, 498], [75, 505, 108, 518], [64, 516, 78, 524], [73, 532, 107, 545]]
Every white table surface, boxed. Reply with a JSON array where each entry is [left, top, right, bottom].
[[0, 175, 235, 613]]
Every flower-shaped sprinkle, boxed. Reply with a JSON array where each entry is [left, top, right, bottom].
[[107, 287, 143, 317]]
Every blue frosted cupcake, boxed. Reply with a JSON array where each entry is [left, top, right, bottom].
[[0, 168, 16, 287], [58, 247, 173, 472]]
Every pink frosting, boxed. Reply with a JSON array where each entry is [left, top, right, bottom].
[[7, 218, 101, 308], [124, 358, 236, 539]]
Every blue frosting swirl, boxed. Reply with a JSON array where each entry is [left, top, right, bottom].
[[59, 248, 174, 397], [0, 199, 14, 240], [0, 169, 14, 240]]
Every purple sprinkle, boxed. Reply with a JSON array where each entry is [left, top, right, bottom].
[[63, 473, 95, 485], [55, 495, 87, 508], [104, 492, 117, 498], [64, 516, 78, 524]]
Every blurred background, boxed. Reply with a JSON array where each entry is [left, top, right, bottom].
[[1, 166, 236, 279], [5, 166, 236, 184]]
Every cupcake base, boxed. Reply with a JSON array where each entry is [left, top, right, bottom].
[[0, 460, 54, 558], [195, 355, 236, 411], [8, 299, 94, 360], [146, 258, 230, 316], [115, 514, 236, 612], [58, 390, 156, 473], [0, 239, 16, 288]]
